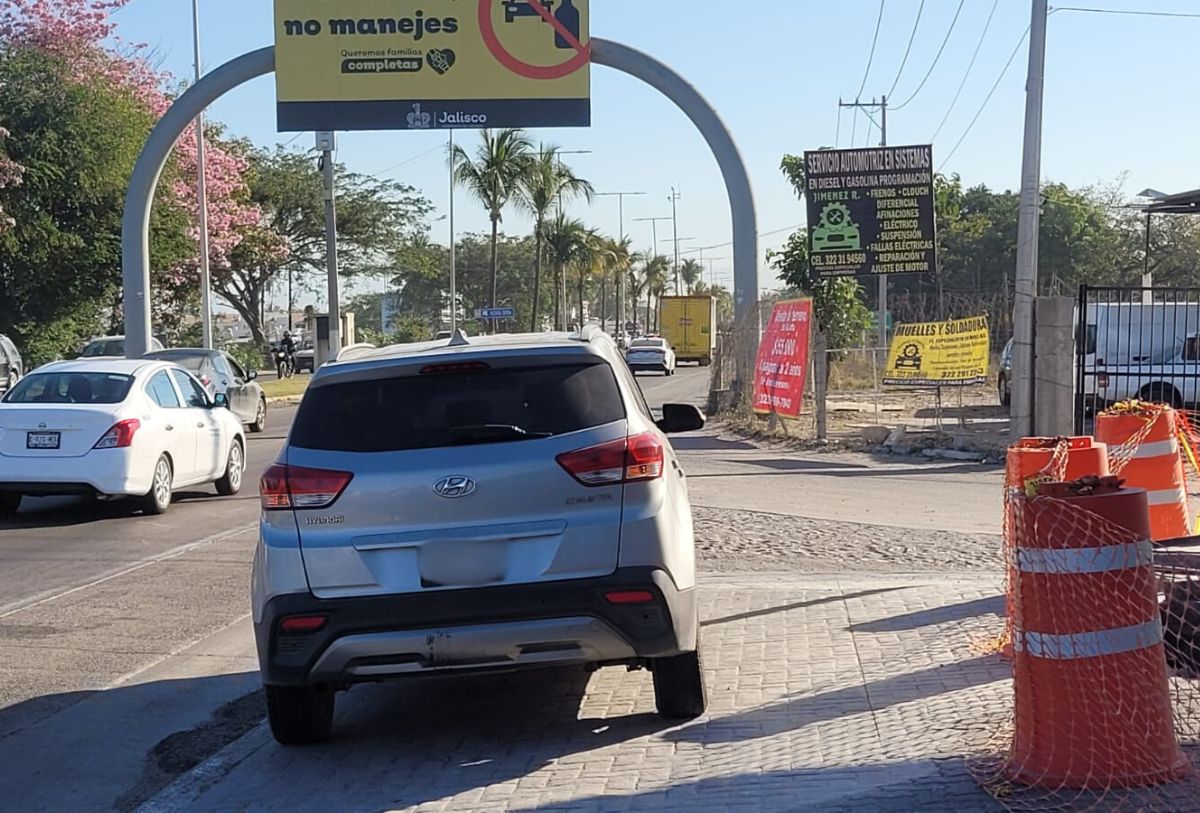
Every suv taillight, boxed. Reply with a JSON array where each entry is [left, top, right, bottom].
[[93, 419, 140, 449], [557, 432, 665, 487], [1097, 372, 1109, 389], [260, 464, 353, 510]]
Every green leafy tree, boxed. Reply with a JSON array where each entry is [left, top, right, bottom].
[[452, 128, 534, 309], [640, 254, 670, 331], [772, 154, 872, 350], [0, 48, 193, 364], [516, 145, 592, 331], [219, 147, 433, 347]]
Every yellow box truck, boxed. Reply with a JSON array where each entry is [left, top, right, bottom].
[[658, 295, 717, 366]]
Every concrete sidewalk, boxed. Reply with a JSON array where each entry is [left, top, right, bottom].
[[140, 573, 1012, 813]]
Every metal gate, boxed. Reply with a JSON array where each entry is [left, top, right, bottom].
[[1075, 285, 1200, 433]]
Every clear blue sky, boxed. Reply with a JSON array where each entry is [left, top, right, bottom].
[[110, 0, 1200, 298]]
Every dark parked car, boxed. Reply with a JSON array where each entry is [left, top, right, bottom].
[[0, 334, 22, 392], [998, 338, 1013, 407], [144, 348, 267, 433]]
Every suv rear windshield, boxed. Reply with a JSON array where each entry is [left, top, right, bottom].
[[291, 362, 625, 453]]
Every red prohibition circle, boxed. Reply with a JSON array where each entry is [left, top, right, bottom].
[[478, 0, 591, 80]]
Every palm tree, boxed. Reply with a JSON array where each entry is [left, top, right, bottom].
[[543, 213, 590, 330], [598, 237, 633, 331], [679, 258, 704, 294], [640, 255, 670, 331], [516, 146, 593, 331], [452, 129, 534, 310], [574, 229, 604, 328]]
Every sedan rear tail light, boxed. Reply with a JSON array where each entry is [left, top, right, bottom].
[[93, 419, 141, 449], [557, 432, 665, 487], [260, 464, 353, 511]]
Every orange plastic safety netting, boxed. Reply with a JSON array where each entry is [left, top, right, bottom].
[[974, 476, 1200, 811]]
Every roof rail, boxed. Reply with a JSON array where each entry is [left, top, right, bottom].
[[576, 324, 609, 344]]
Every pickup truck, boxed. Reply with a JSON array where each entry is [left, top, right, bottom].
[[1098, 335, 1200, 409]]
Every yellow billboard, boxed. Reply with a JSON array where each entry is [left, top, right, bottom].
[[884, 315, 990, 387], [274, 0, 590, 131]]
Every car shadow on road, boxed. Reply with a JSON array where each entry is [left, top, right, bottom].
[[670, 435, 757, 452], [702, 587, 907, 628], [688, 460, 1002, 480], [850, 595, 1005, 634], [664, 655, 1007, 747], [0, 496, 133, 529]]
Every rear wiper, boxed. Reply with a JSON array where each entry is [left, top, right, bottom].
[[448, 424, 553, 445]]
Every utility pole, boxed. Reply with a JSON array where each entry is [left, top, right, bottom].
[[1012, 0, 1049, 439], [669, 188, 682, 294], [317, 132, 341, 363], [595, 191, 646, 335], [449, 130, 457, 333], [192, 0, 213, 349], [839, 96, 889, 348]]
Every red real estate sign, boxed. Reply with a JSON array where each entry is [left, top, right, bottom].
[[752, 299, 813, 418]]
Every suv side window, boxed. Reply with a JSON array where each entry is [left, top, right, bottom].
[[170, 369, 210, 408], [212, 354, 235, 381], [147, 371, 182, 408], [608, 350, 655, 421], [223, 354, 246, 381]]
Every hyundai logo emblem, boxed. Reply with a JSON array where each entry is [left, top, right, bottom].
[[433, 476, 476, 499]]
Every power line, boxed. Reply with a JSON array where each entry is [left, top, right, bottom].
[[931, 0, 1000, 142], [371, 143, 445, 176], [835, 105, 843, 148], [938, 25, 1031, 171], [887, 0, 926, 97], [892, 0, 968, 111], [856, 0, 888, 100], [1053, 6, 1200, 19], [678, 224, 803, 256]]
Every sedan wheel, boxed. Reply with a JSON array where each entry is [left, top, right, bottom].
[[141, 456, 173, 516], [249, 399, 267, 434], [216, 441, 244, 497]]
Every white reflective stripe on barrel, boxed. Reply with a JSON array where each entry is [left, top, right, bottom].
[[1015, 619, 1163, 659], [1133, 438, 1179, 459], [1148, 488, 1187, 506], [1016, 540, 1153, 574]]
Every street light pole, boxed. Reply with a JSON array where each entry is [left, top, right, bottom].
[[449, 130, 457, 333], [192, 0, 213, 349], [1011, 0, 1049, 438], [595, 191, 646, 336], [317, 132, 341, 363], [669, 188, 682, 294]]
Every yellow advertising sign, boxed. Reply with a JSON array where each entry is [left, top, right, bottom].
[[884, 315, 990, 387], [274, 0, 590, 132]]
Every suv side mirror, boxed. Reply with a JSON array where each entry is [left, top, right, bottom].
[[657, 403, 705, 434], [212, 392, 230, 410]]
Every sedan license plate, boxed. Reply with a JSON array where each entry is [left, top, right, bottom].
[[419, 540, 506, 587], [26, 431, 61, 450]]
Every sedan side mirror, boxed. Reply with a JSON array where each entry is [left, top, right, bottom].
[[212, 392, 230, 410], [657, 403, 705, 434], [247, 369, 258, 381]]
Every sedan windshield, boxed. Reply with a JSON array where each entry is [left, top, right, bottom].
[[146, 352, 206, 373], [3, 372, 134, 404]]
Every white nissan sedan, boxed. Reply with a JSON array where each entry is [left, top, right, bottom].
[[0, 359, 246, 516]]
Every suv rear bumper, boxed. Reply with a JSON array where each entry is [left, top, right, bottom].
[[256, 567, 697, 686]]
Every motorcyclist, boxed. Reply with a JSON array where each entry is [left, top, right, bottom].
[[278, 332, 297, 375]]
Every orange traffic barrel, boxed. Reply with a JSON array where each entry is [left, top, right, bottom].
[[1096, 407, 1189, 542], [1005, 437, 1110, 493], [1001, 438, 1111, 657], [1007, 477, 1188, 788]]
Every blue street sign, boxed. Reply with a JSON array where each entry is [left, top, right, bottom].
[[477, 308, 516, 320]]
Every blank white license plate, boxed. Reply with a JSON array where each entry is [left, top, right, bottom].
[[26, 432, 60, 450], [419, 540, 506, 587]]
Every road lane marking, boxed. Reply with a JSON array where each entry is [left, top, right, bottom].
[[0, 524, 256, 618]]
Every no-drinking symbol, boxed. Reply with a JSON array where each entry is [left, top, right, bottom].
[[482, 0, 590, 80]]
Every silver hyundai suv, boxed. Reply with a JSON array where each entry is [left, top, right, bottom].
[[252, 328, 707, 744]]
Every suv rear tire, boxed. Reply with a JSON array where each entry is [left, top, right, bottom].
[[652, 649, 707, 719], [266, 684, 335, 745]]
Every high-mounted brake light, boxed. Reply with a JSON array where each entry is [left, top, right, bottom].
[[93, 419, 140, 449], [260, 464, 353, 511], [420, 362, 490, 375], [556, 432, 665, 487]]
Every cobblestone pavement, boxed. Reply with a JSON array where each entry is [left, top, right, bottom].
[[693, 507, 1004, 573], [144, 573, 1013, 813]]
